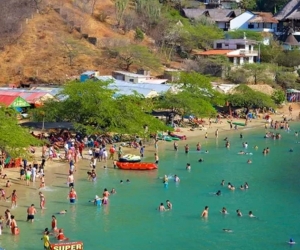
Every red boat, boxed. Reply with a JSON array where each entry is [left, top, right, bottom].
[[116, 162, 158, 170]]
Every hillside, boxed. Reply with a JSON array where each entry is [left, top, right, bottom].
[[0, 0, 149, 84]]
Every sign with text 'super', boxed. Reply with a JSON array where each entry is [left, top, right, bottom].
[[50, 241, 83, 250]]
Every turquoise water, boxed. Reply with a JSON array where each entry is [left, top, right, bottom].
[[2, 126, 300, 250]]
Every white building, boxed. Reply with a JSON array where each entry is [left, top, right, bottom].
[[112, 70, 151, 84], [230, 11, 278, 32], [195, 38, 258, 65]]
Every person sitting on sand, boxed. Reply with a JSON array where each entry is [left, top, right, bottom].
[[5, 180, 11, 188]]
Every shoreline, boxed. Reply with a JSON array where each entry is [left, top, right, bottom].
[[0, 104, 299, 247]]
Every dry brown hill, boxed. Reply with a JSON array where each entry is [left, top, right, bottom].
[[0, 0, 144, 85]]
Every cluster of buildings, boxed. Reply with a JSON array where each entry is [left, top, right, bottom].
[[183, 0, 300, 65], [0, 69, 182, 115]]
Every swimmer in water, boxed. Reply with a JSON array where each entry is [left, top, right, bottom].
[[221, 207, 228, 214], [215, 190, 221, 196], [205, 150, 209, 153], [248, 211, 255, 218], [158, 203, 166, 211], [166, 200, 172, 210], [236, 209, 242, 217], [223, 229, 233, 233], [198, 158, 204, 162], [289, 148, 293, 152], [244, 182, 249, 189], [227, 182, 232, 189], [221, 180, 225, 186], [289, 238, 296, 244], [57, 210, 67, 215], [201, 206, 209, 218], [247, 159, 252, 164], [174, 175, 180, 182], [186, 163, 191, 170], [120, 180, 123, 184], [254, 145, 258, 150], [240, 185, 244, 190], [238, 151, 245, 155]]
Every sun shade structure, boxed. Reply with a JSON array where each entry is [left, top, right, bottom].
[[0, 95, 30, 108]]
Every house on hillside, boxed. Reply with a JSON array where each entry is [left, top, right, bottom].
[[283, 33, 300, 50], [230, 11, 278, 32], [194, 38, 258, 65], [80, 71, 100, 82], [112, 70, 151, 84], [230, 11, 278, 45], [182, 8, 241, 31], [198, 0, 240, 9], [274, 0, 300, 35]]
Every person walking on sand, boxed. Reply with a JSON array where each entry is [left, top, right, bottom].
[[215, 129, 219, 138], [27, 204, 37, 223], [39, 192, 46, 209], [25, 168, 31, 186], [67, 173, 74, 188], [109, 145, 115, 160], [11, 190, 17, 208], [40, 174, 45, 188], [201, 206, 209, 218]]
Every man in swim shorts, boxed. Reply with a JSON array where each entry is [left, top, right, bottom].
[[27, 204, 37, 223]]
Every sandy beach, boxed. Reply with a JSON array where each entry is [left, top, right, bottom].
[[1, 103, 299, 235]]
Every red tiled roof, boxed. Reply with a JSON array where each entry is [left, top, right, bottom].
[[195, 50, 233, 56]]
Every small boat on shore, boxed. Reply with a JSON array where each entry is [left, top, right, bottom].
[[227, 121, 246, 126], [119, 154, 141, 162], [116, 162, 158, 170]]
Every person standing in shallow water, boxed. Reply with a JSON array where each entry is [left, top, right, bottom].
[[185, 144, 189, 154], [201, 206, 209, 218]]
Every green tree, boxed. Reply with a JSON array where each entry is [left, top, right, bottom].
[[243, 63, 270, 84], [239, 0, 257, 10], [179, 22, 224, 51], [155, 72, 224, 119], [272, 89, 286, 105], [38, 80, 168, 136], [227, 84, 275, 108], [276, 50, 300, 68], [0, 108, 40, 158], [109, 44, 162, 71], [114, 0, 129, 27], [257, 0, 289, 13], [260, 41, 283, 64]]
